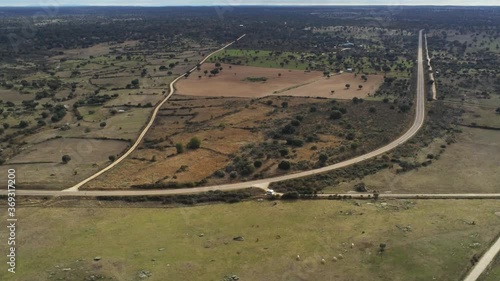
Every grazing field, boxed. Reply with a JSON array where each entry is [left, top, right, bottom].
[[2, 138, 128, 189], [177, 63, 382, 99], [213, 48, 414, 78], [1, 200, 499, 281], [325, 127, 500, 194]]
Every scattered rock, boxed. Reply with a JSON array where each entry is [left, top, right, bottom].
[[332, 257, 338, 262], [321, 258, 326, 264], [469, 243, 481, 248], [222, 275, 240, 281], [396, 225, 412, 232], [138, 270, 152, 279], [296, 255, 300, 261], [338, 254, 344, 259], [158, 248, 165, 251], [93, 257, 101, 261], [199, 233, 204, 237], [233, 236, 244, 241], [495, 212, 500, 217], [62, 268, 71, 271]]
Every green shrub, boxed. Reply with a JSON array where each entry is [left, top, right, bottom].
[[282, 191, 300, 200], [187, 137, 201, 149], [319, 154, 328, 162], [278, 160, 291, 170], [176, 143, 184, 153], [330, 110, 342, 120], [62, 155, 71, 164]]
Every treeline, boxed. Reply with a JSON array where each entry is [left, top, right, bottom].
[[95, 189, 256, 205]]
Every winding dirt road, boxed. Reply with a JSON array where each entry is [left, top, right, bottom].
[[6, 30, 425, 196], [62, 34, 247, 192], [4, 30, 498, 281]]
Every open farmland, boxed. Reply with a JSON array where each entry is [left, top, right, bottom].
[[1, 200, 499, 281], [177, 63, 383, 99], [0, 28, 214, 190], [2, 138, 127, 189]]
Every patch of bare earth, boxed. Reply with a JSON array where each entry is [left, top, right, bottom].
[[177, 63, 383, 99]]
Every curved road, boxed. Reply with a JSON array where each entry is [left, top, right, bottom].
[[62, 34, 247, 192], [5, 30, 498, 281], [9, 30, 426, 196]]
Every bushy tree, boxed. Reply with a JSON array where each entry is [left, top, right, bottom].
[[62, 155, 71, 164], [176, 143, 184, 154], [330, 110, 342, 120], [319, 154, 328, 163], [187, 137, 201, 149], [282, 191, 300, 200], [278, 160, 291, 170]]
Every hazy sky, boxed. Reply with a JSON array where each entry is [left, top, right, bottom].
[[1, 0, 499, 6]]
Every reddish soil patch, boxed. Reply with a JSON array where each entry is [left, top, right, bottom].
[[177, 64, 383, 99]]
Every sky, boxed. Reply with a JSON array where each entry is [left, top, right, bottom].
[[0, 0, 499, 6]]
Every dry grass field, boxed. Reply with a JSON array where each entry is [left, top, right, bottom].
[[1, 138, 127, 189], [177, 63, 382, 99], [325, 127, 500, 194], [84, 90, 411, 190], [1, 200, 499, 281]]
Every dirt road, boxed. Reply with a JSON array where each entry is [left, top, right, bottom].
[[8, 30, 425, 195]]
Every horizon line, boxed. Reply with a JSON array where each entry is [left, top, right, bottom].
[[1, 4, 500, 7]]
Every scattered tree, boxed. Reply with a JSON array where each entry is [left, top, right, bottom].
[[176, 143, 184, 154], [330, 110, 342, 120], [319, 154, 328, 163], [278, 160, 291, 170], [282, 191, 300, 200], [187, 137, 201, 149], [354, 182, 367, 192], [62, 155, 71, 164]]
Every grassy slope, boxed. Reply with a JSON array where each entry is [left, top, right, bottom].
[[480, 257, 500, 281], [1, 200, 499, 281], [326, 126, 500, 194]]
